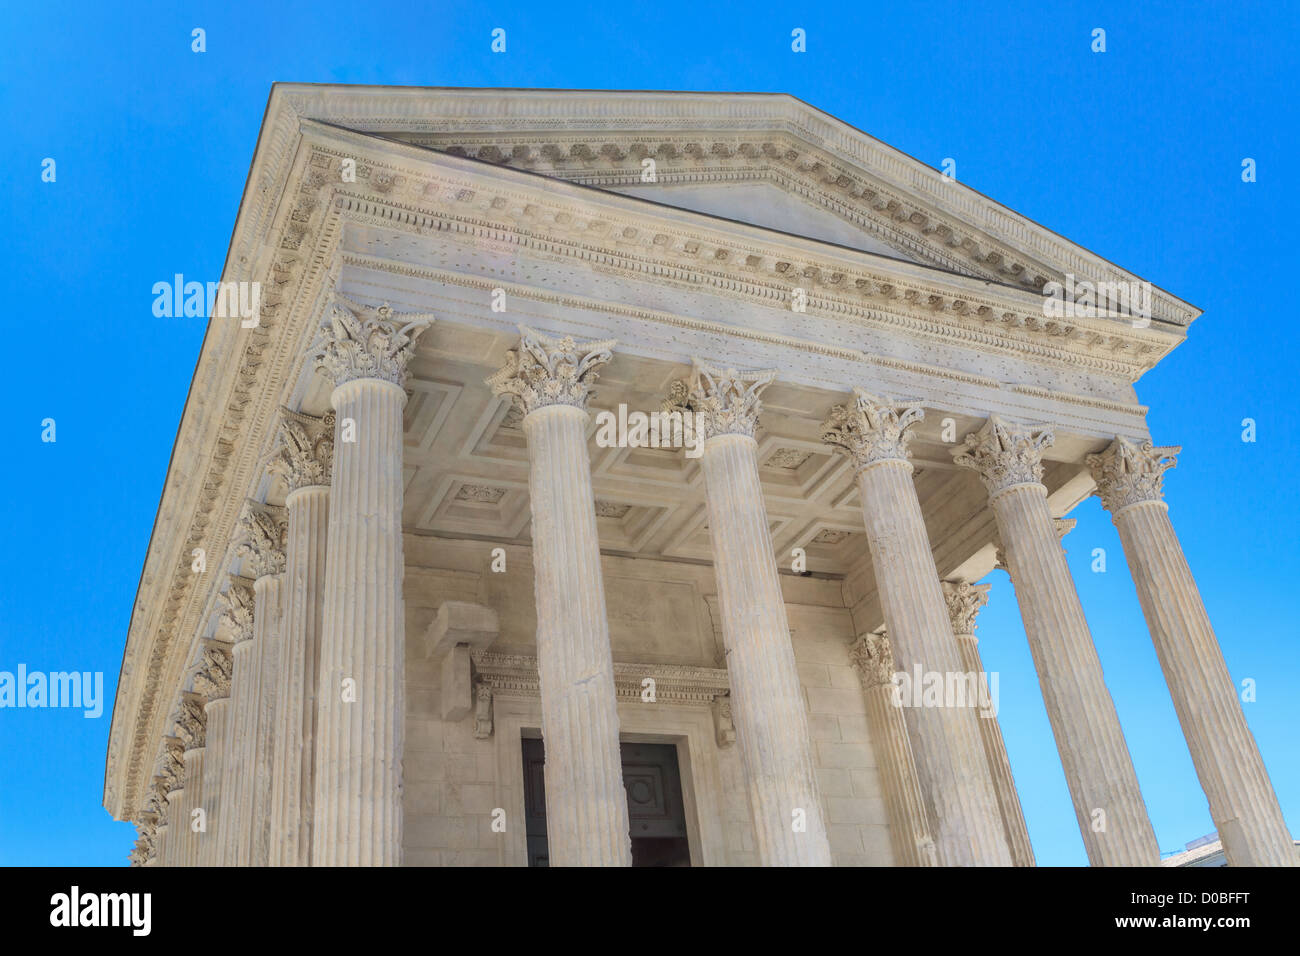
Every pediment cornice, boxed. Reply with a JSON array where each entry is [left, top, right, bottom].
[[265, 85, 1198, 327]]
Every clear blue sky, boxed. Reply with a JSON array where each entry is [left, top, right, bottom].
[[2, 0, 1296, 866]]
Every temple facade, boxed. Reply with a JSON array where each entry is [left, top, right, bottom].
[[105, 86, 1295, 867]]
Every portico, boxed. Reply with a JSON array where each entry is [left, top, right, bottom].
[[106, 85, 1293, 867]]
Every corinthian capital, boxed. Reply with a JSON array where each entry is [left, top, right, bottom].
[[953, 415, 1055, 495], [1086, 437, 1180, 515], [236, 502, 287, 579], [173, 694, 207, 751], [666, 361, 776, 440], [848, 630, 895, 690], [153, 738, 184, 796], [312, 293, 436, 389], [216, 579, 255, 646], [192, 641, 234, 700], [485, 325, 616, 414], [273, 407, 335, 492], [941, 581, 991, 636], [821, 388, 925, 470]]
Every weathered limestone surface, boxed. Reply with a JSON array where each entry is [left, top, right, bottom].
[[215, 581, 255, 866], [311, 295, 433, 866], [173, 694, 207, 867], [235, 502, 287, 867], [193, 642, 232, 867], [488, 327, 632, 867], [825, 390, 1010, 866], [956, 417, 1158, 866], [1090, 438, 1297, 867], [942, 580, 1035, 867], [268, 410, 333, 867], [683, 363, 831, 867], [848, 630, 937, 866]]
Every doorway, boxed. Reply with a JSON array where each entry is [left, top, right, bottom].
[[521, 736, 692, 867]]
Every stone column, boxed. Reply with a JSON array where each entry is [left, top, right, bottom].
[[848, 630, 938, 866], [823, 390, 1010, 866], [942, 580, 1035, 867], [193, 640, 233, 867], [487, 327, 632, 867], [311, 294, 434, 867], [215, 580, 253, 865], [162, 786, 183, 866], [234, 502, 287, 866], [954, 416, 1158, 866], [673, 362, 831, 867], [173, 694, 208, 867], [1089, 438, 1296, 866], [268, 409, 333, 867], [137, 794, 162, 866]]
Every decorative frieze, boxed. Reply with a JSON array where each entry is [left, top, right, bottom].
[[821, 389, 924, 469], [1087, 437, 1179, 516], [485, 325, 615, 414], [472, 651, 732, 709]]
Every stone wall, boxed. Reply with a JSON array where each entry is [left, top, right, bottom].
[[400, 534, 892, 866]]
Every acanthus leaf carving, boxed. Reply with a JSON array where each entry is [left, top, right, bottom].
[[313, 292, 435, 389], [821, 388, 925, 469], [953, 415, 1054, 495], [1086, 437, 1180, 515], [486, 325, 616, 415], [272, 407, 335, 492]]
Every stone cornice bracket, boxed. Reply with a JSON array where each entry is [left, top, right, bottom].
[[669, 360, 777, 441], [312, 292, 436, 389], [848, 629, 896, 690], [953, 415, 1055, 498], [821, 387, 925, 471], [485, 325, 617, 415], [272, 407, 336, 492], [1086, 437, 1180, 517], [173, 694, 208, 752], [942, 581, 991, 637], [216, 579, 256, 646], [192, 640, 234, 700], [236, 501, 288, 580], [711, 693, 736, 748]]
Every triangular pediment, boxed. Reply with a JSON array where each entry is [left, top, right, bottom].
[[262, 86, 1197, 325], [602, 180, 925, 263]]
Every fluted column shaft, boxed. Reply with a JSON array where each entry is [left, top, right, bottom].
[[522, 403, 631, 866], [154, 816, 170, 868], [852, 463, 1010, 865], [946, 609, 1035, 867], [247, 573, 283, 866], [701, 432, 831, 866], [177, 748, 204, 867], [313, 378, 408, 866], [222, 637, 257, 865], [1113, 499, 1295, 865], [270, 485, 330, 866], [989, 482, 1157, 865], [198, 697, 230, 866], [851, 633, 937, 866]]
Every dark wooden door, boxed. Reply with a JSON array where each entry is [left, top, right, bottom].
[[521, 737, 691, 867]]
